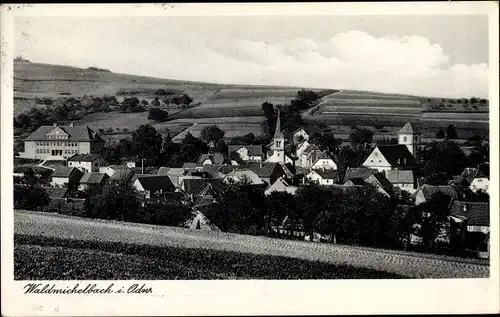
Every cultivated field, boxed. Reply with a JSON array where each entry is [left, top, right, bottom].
[[14, 211, 490, 279]]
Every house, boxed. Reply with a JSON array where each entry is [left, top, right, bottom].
[[197, 153, 225, 165], [228, 145, 264, 162], [343, 167, 378, 183], [291, 127, 311, 144], [78, 172, 109, 191], [344, 172, 393, 197], [67, 153, 104, 173], [157, 167, 186, 188], [306, 169, 339, 186], [364, 173, 394, 197], [21, 123, 104, 160], [454, 167, 490, 194], [50, 166, 84, 188], [449, 200, 489, 257], [412, 185, 458, 205], [266, 109, 294, 164], [224, 169, 265, 185], [44, 187, 70, 201], [200, 165, 225, 179], [386, 170, 416, 194], [242, 162, 287, 185], [297, 143, 322, 168], [180, 178, 224, 202], [264, 177, 298, 196], [362, 144, 417, 173], [311, 151, 337, 170], [99, 165, 135, 183], [133, 174, 176, 199]]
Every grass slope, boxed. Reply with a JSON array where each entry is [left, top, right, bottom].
[[14, 234, 402, 280]]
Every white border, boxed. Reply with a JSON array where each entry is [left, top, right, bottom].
[[1, 2, 499, 316]]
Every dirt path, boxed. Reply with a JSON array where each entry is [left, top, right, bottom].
[[14, 210, 489, 278]]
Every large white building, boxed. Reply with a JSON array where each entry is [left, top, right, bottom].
[[22, 123, 104, 160]]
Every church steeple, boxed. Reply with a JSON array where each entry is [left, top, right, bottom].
[[274, 108, 284, 139]]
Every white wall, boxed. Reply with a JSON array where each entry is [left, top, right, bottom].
[[362, 147, 392, 173], [312, 159, 337, 170], [470, 177, 489, 194], [50, 177, 69, 188]]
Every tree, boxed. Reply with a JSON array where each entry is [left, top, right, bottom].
[[151, 97, 161, 107], [445, 124, 458, 139], [85, 182, 142, 221], [148, 108, 169, 122], [140, 99, 149, 106], [265, 191, 297, 235], [132, 125, 163, 164], [310, 132, 342, 153], [134, 201, 192, 227], [120, 97, 140, 112], [261, 102, 275, 118], [436, 128, 445, 139], [410, 193, 451, 248], [349, 128, 374, 152], [14, 184, 49, 211], [200, 125, 225, 143], [213, 139, 229, 156], [421, 141, 470, 181]]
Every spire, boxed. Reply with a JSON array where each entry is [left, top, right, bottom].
[[274, 108, 284, 139]]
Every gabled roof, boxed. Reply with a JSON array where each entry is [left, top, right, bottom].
[[226, 169, 265, 185], [110, 167, 134, 181], [449, 201, 489, 226], [158, 167, 184, 176], [311, 151, 335, 166], [345, 178, 365, 186], [67, 153, 101, 162], [80, 172, 108, 184], [309, 169, 339, 180], [182, 178, 223, 195], [242, 162, 281, 178], [200, 165, 224, 178], [25, 125, 101, 142], [302, 144, 321, 155], [413, 184, 458, 200], [135, 174, 176, 192], [52, 166, 80, 178], [343, 167, 378, 183], [219, 165, 236, 175], [228, 144, 263, 157], [398, 122, 420, 134], [386, 170, 414, 184], [376, 145, 417, 167], [197, 153, 225, 165], [183, 163, 199, 170], [368, 172, 394, 192]]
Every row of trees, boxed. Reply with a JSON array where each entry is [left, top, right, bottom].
[[205, 181, 454, 250]]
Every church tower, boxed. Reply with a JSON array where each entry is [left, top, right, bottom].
[[398, 122, 421, 160], [271, 108, 285, 163]]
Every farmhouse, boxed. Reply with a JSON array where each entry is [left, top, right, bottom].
[[306, 169, 339, 186], [78, 172, 109, 191], [133, 174, 176, 199], [265, 177, 298, 196], [180, 178, 223, 202], [454, 166, 489, 194], [99, 165, 135, 183], [242, 162, 287, 185], [67, 153, 104, 173], [343, 167, 378, 183], [344, 172, 393, 197], [157, 167, 186, 188], [311, 151, 337, 170], [224, 169, 265, 185], [228, 144, 264, 162], [50, 166, 83, 188], [22, 123, 104, 160]]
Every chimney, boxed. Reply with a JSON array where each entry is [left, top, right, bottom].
[[53, 122, 57, 127], [463, 204, 467, 212], [69, 122, 74, 127]]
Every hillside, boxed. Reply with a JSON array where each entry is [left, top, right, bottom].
[[14, 61, 489, 139]]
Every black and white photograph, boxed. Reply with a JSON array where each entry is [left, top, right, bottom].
[[1, 2, 499, 316]]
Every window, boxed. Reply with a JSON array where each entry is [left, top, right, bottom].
[[403, 136, 407, 142], [370, 160, 374, 163], [478, 179, 482, 182], [473, 185, 477, 190], [378, 160, 381, 163]]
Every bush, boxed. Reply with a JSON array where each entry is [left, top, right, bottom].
[[87, 66, 111, 72], [148, 108, 169, 122]]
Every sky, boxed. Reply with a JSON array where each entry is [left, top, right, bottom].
[[14, 15, 489, 98]]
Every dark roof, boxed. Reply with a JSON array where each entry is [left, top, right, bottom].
[[344, 167, 378, 182], [79, 172, 108, 184], [52, 166, 79, 178], [183, 163, 199, 170], [311, 169, 339, 180], [346, 178, 365, 186], [182, 178, 223, 195], [44, 187, 69, 199], [450, 201, 489, 226], [197, 153, 225, 165], [228, 145, 263, 156], [110, 167, 134, 181], [376, 145, 417, 167], [415, 185, 458, 200], [25, 125, 101, 142], [369, 172, 394, 192], [243, 162, 281, 178], [219, 165, 235, 174], [135, 175, 176, 192], [67, 153, 101, 162], [201, 165, 224, 178]]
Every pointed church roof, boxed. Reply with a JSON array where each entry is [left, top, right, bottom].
[[398, 122, 418, 134], [274, 108, 284, 139]]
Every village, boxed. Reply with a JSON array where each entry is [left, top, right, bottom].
[[13, 100, 491, 259]]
